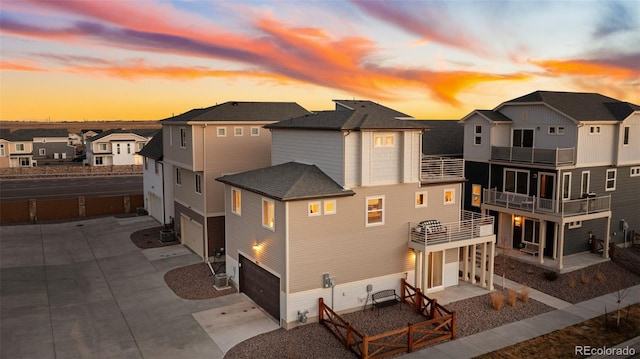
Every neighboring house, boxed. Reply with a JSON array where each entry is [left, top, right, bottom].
[[68, 132, 83, 146], [2, 129, 34, 167], [160, 101, 310, 261], [86, 129, 155, 166], [460, 91, 640, 270], [81, 129, 103, 144], [7, 128, 75, 162], [139, 131, 174, 225], [0, 129, 11, 168], [217, 100, 496, 328]]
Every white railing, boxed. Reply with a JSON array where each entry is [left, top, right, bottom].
[[483, 188, 611, 217], [420, 156, 464, 182], [491, 146, 575, 165], [408, 210, 494, 246]]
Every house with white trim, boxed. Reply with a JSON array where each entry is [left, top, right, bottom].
[[86, 129, 155, 166]]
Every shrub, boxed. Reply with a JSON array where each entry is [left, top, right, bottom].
[[581, 273, 591, 284], [507, 288, 517, 307], [543, 270, 559, 281], [520, 286, 530, 303], [569, 275, 576, 289], [490, 291, 505, 310], [595, 272, 606, 284]]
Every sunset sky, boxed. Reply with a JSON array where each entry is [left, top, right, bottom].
[[1, 0, 638, 121]]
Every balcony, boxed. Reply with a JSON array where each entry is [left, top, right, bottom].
[[408, 210, 494, 249], [420, 156, 464, 183], [483, 188, 611, 217], [491, 146, 575, 166]]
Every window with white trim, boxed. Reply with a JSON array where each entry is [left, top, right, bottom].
[[581, 171, 590, 196], [568, 221, 582, 229], [366, 196, 384, 226], [444, 188, 455, 205], [631, 167, 640, 177], [195, 173, 202, 194], [472, 184, 481, 207], [415, 191, 427, 208], [589, 126, 601, 134], [127, 143, 131, 154], [373, 133, 394, 147], [176, 168, 182, 185], [39, 148, 46, 156], [217, 127, 227, 137], [262, 198, 275, 230], [231, 188, 241, 215], [324, 200, 336, 215], [95, 156, 103, 165], [474, 125, 482, 145], [308, 201, 321, 216], [98, 143, 107, 151], [623, 126, 630, 145], [16, 143, 25, 152], [250, 127, 260, 136], [180, 127, 187, 148], [0, 144, 5, 157], [116, 144, 121, 154], [504, 169, 529, 195], [605, 169, 616, 191], [562, 173, 571, 200], [234, 127, 243, 136], [548, 126, 565, 135]]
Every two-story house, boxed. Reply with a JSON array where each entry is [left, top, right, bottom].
[[217, 100, 496, 328], [86, 129, 155, 166], [460, 91, 640, 270], [2, 130, 34, 168], [0, 129, 12, 168], [160, 101, 310, 261], [12, 129, 76, 161], [139, 131, 174, 225]]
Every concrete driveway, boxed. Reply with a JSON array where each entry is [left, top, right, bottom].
[[0, 216, 278, 359]]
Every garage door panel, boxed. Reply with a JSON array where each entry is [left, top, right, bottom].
[[239, 255, 280, 321], [149, 193, 163, 223], [181, 215, 204, 258]]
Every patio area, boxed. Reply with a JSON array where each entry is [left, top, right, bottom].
[[496, 248, 610, 273]]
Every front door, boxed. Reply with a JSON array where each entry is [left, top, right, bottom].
[[427, 251, 444, 291]]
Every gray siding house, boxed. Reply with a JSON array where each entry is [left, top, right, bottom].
[[217, 100, 496, 328], [460, 91, 640, 270]]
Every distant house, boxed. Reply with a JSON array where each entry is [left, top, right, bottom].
[[81, 129, 103, 144], [217, 100, 496, 327], [86, 129, 155, 166], [0, 129, 11, 168], [7, 128, 75, 163], [139, 131, 174, 225], [460, 91, 640, 270], [160, 101, 310, 260]]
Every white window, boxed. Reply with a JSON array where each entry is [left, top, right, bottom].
[[176, 168, 182, 185], [231, 188, 241, 215], [95, 156, 103, 165], [366, 196, 384, 226], [39, 148, 46, 156], [504, 169, 529, 195], [562, 173, 571, 200], [324, 200, 336, 215], [472, 184, 481, 207], [308, 201, 321, 217], [631, 167, 640, 177], [262, 198, 275, 230], [16, 143, 25, 152], [180, 127, 187, 148], [581, 171, 590, 196], [415, 191, 427, 208], [98, 143, 107, 151], [568, 221, 582, 229], [234, 127, 243, 136], [589, 126, 601, 134], [623, 126, 630, 146], [474, 125, 482, 145], [217, 127, 227, 137], [20, 157, 30, 166], [374, 133, 394, 147], [251, 127, 260, 136], [444, 188, 455, 205], [127, 143, 131, 154], [548, 126, 565, 135], [195, 173, 202, 194], [116, 144, 121, 154], [605, 169, 616, 191], [0, 144, 5, 156]]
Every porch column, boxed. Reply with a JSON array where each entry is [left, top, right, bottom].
[[538, 220, 546, 264], [480, 242, 487, 288], [415, 250, 422, 288], [558, 224, 565, 270], [487, 240, 495, 290], [553, 223, 558, 259], [462, 245, 469, 282], [604, 215, 611, 259], [422, 251, 429, 291], [469, 244, 476, 284]]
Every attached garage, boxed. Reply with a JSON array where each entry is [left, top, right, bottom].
[[149, 193, 163, 224], [181, 215, 204, 258], [239, 255, 280, 321]]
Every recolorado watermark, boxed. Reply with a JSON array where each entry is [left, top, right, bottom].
[[575, 345, 636, 356]]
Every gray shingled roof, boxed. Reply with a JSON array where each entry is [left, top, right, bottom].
[[160, 101, 309, 123], [420, 120, 463, 156], [138, 131, 162, 160], [333, 100, 413, 118], [9, 128, 70, 140], [216, 162, 355, 201], [475, 110, 513, 122], [266, 110, 431, 131], [504, 91, 640, 121]]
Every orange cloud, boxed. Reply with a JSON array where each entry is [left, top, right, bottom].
[[0, 60, 45, 72], [532, 59, 639, 81]]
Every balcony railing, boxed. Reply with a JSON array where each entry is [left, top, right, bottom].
[[483, 188, 611, 217], [408, 210, 494, 247], [491, 146, 575, 166], [420, 156, 464, 183]]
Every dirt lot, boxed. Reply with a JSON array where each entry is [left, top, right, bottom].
[[0, 120, 160, 134]]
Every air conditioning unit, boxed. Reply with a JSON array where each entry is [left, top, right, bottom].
[[214, 273, 229, 289]]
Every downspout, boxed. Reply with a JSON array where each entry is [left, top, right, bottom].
[[202, 124, 209, 263]]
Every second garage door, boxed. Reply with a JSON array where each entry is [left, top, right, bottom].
[[181, 215, 204, 258], [239, 255, 280, 321]]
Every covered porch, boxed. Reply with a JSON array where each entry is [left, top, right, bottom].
[[497, 248, 610, 274]]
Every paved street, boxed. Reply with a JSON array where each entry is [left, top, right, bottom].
[[0, 176, 143, 201], [0, 216, 277, 359]]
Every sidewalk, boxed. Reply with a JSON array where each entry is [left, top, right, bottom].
[[402, 276, 640, 358]]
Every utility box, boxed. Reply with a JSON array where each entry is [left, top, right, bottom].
[[214, 273, 229, 289], [159, 229, 175, 243]]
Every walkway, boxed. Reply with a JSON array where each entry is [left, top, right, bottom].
[[402, 276, 640, 358]]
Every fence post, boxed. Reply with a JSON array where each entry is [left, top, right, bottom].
[[362, 336, 368, 359], [319, 298, 324, 322], [401, 278, 406, 302], [430, 298, 437, 319], [415, 288, 422, 313], [346, 323, 352, 349]]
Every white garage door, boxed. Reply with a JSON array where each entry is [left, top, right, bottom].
[[180, 215, 204, 258], [149, 193, 163, 224]]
